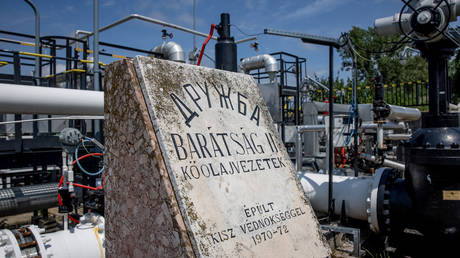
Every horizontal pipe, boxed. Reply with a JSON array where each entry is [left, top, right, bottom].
[[298, 172, 375, 221], [0, 115, 104, 125], [235, 36, 258, 44], [384, 134, 412, 141], [79, 14, 218, 41], [360, 122, 406, 130], [0, 183, 58, 216], [0, 83, 103, 115], [360, 153, 405, 171], [388, 105, 421, 121], [297, 124, 326, 133]]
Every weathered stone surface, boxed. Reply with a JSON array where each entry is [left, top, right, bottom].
[[129, 56, 330, 257], [104, 59, 194, 258]]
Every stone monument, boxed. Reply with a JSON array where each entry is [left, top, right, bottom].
[[104, 56, 330, 257]]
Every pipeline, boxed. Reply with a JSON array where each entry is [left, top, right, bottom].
[[152, 41, 186, 63], [0, 83, 103, 116], [0, 183, 58, 216], [0, 213, 105, 258], [360, 153, 405, 171], [239, 54, 278, 82], [298, 170, 386, 232]]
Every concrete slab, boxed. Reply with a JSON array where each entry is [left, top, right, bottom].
[[105, 57, 330, 257]]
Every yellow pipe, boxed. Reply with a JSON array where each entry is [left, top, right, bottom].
[[19, 51, 52, 59], [76, 48, 126, 59], [63, 69, 86, 74], [20, 42, 35, 47], [75, 48, 94, 54], [0, 61, 8, 67], [79, 59, 105, 66], [111, 54, 127, 59]]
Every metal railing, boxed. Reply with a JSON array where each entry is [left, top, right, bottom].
[[311, 80, 431, 107]]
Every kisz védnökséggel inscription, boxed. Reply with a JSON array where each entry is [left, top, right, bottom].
[[167, 81, 308, 248]]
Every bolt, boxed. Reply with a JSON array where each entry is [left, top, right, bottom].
[[451, 143, 459, 149], [423, 142, 431, 148], [417, 11, 432, 25], [436, 142, 444, 149]]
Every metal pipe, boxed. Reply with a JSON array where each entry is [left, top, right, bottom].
[[384, 133, 412, 141], [296, 125, 326, 171], [387, 104, 421, 121], [377, 124, 385, 149], [296, 130, 302, 172], [298, 172, 380, 221], [360, 153, 406, 171], [306, 75, 329, 91], [360, 122, 406, 130], [235, 36, 258, 44], [297, 124, 326, 133], [0, 183, 58, 216], [152, 41, 186, 63], [0, 83, 103, 115], [328, 45, 334, 222], [24, 0, 40, 86], [240, 54, 278, 82], [352, 55, 359, 177], [0, 116, 104, 125], [93, 0, 101, 140], [79, 14, 218, 41], [193, 0, 196, 49]]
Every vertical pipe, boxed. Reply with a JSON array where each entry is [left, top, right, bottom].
[[24, 0, 40, 86], [215, 13, 237, 71], [377, 125, 384, 150], [93, 0, 101, 139], [328, 46, 334, 222], [13, 53, 22, 153], [193, 0, 196, 50], [352, 57, 359, 177], [295, 57, 300, 125], [296, 130, 302, 172]]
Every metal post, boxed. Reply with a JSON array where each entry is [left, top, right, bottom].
[[93, 0, 101, 139], [352, 56, 359, 177], [193, 0, 196, 50], [296, 130, 302, 172], [24, 0, 40, 86], [13, 53, 22, 153], [328, 46, 334, 222]]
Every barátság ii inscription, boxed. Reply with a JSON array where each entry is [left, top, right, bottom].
[[134, 56, 329, 257]]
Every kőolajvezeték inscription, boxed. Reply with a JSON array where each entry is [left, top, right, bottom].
[[133, 56, 329, 257]]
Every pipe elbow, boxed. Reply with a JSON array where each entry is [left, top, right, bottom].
[[239, 54, 278, 82], [152, 41, 186, 63]]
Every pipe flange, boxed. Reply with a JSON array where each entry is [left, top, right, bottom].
[[368, 168, 392, 233]]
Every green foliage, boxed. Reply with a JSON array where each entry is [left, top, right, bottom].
[[338, 26, 428, 85], [449, 50, 460, 103]]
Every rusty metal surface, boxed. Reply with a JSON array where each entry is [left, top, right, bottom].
[[133, 56, 330, 257]]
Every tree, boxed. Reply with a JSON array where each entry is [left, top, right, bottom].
[[338, 26, 428, 85], [449, 50, 460, 103]]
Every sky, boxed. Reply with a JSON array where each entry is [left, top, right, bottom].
[[0, 0, 404, 79]]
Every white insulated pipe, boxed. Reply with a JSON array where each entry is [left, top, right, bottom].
[[240, 54, 278, 82], [298, 171, 384, 232], [0, 83, 103, 115], [152, 41, 186, 63], [0, 213, 105, 258], [298, 172, 373, 221], [388, 104, 421, 121]]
